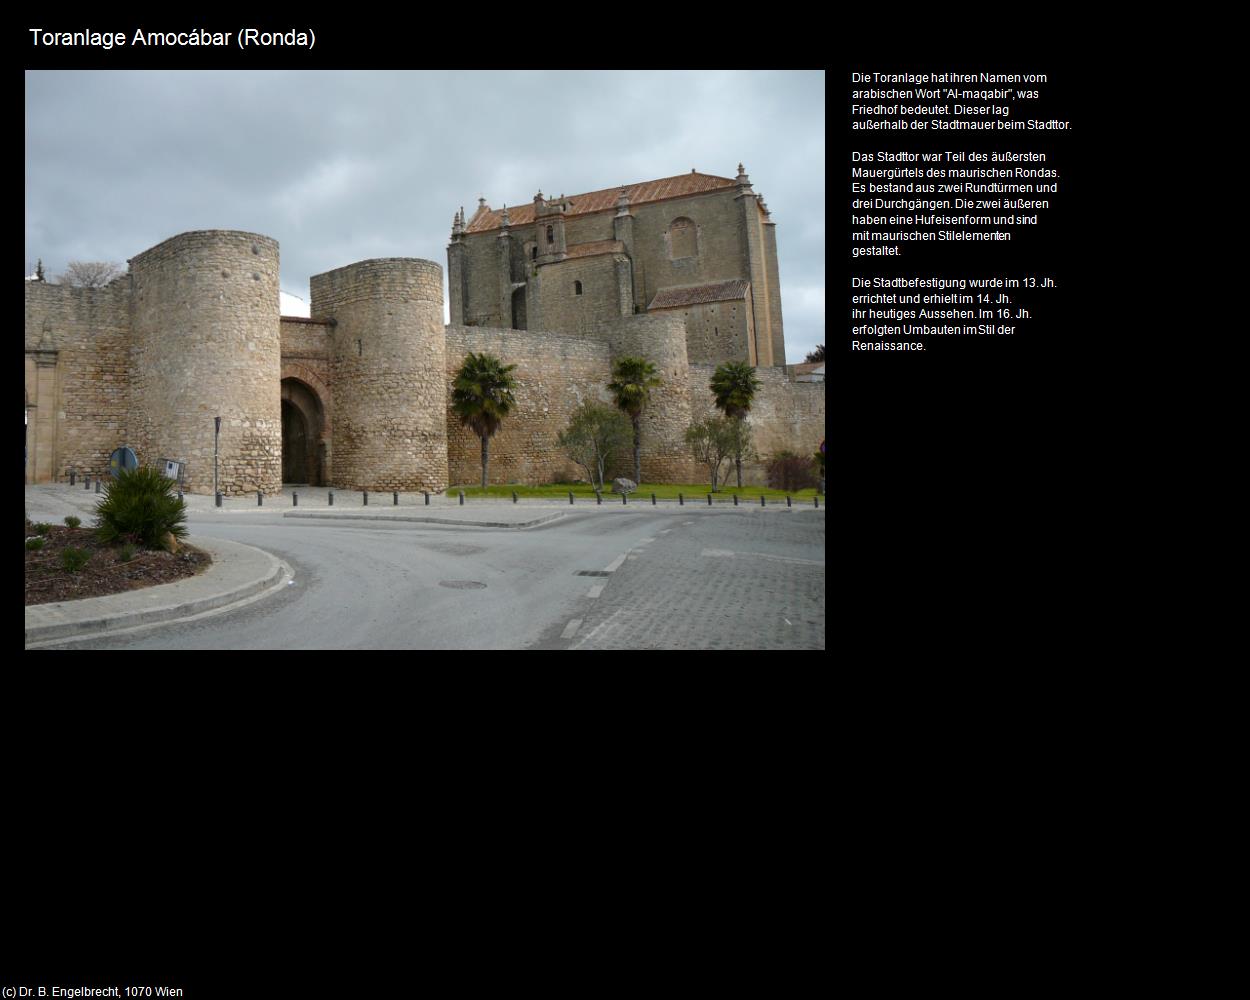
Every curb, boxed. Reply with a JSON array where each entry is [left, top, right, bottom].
[[24, 536, 288, 646], [282, 511, 566, 530]]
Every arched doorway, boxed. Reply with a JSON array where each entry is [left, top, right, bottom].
[[512, 286, 527, 331], [281, 377, 325, 485]]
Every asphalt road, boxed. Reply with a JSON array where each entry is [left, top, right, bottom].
[[62, 507, 825, 650]]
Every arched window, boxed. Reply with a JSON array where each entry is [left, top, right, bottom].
[[574, 281, 583, 296], [669, 217, 697, 259], [531, 246, 538, 261], [546, 225, 554, 245]]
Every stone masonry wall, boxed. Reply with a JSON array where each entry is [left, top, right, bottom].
[[128, 231, 282, 495], [530, 253, 625, 336], [652, 296, 752, 367], [312, 258, 448, 492], [689, 364, 825, 487], [24, 278, 132, 483], [445, 325, 613, 486]]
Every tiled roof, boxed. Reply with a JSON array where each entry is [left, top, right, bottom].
[[465, 172, 738, 234], [563, 240, 625, 260], [648, 279, 750, 310]]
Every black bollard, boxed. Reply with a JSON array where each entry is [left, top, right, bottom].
[[569, 491, 574, 505], [651, 493, 656, 505], [512, 491, 517, 504], [70, 471, 76, 486], [787, 495, 792, 507], [257, 490, 263, 506], [622, 492, 627, 505], [761, 495, 766, 507], [424, 492, 429, 506], [293, 492, 298, 506], [363, 491, 368, 506], [393, 492, 398, 506], [176, 488, 181, 501], [679, 493, 684, 506], [215, 492, 222, 508], [85, 475, 91, 490], [595, 491, 602, 505], [459, 491, 465, 505], [815, 496, 819, 508], [707, 493, 712, 506], [328, 490, 334, 506], [733, 493, 738, 507]]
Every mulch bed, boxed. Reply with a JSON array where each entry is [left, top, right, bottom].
[[25, 522, 211, 606]]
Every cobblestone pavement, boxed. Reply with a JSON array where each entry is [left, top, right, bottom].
[[548, 509, 824, 650]]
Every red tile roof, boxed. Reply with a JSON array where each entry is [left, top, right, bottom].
[[466, 172, 738, 234], [563, 240, 625, 260], [648, 280, 750, 310]]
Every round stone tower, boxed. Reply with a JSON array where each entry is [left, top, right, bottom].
[[128, 231, 282, 495], [310, 258, 448, 492]]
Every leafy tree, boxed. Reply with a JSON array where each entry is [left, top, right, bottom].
[[804, 344, 825, 363], [451, 352, 518, 489], [710, 361, 761, 487], [558, 401, 631, 491], [58, 261, 124, 288], [685, 416, 737, 492], [606, 356, 662, 485]]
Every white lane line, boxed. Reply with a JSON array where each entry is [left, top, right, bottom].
[[586, 584, 605, 599], [702, 549, 736, 558], [627, 554, 637, 560], [604, 554, 627, 573], [562, 619, 582, 638], [638, 537, 655, 545]]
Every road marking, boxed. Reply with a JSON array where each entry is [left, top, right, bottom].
[[586, 584, 604, 599], [638, 537, 655, 545], [604, 554, 627, 573], [627, 554, 637, 560], [702, 549, 736, 558], [562, 619, 582, 638], [784, 618, 793, 626]]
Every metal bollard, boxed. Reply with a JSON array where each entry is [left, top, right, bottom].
[[679, 493, 684, 506], [651, 493, 656, 505], [215, 492, 222, 508], [85, 475, 91, 490], [707, 493, 713, 506], [787, 496, 792, 507], [257, 490, 263, 506], [394, 492, 399, 506], [176, 489, 181, 501], [761, 495, 766, 507], [293, 492, 298, 506], [595, 491, 602, 505], [328, 490, 334, 506], [622, 492, 627, 505], [459, 491, 465, 505], [815, 496, 819, 508], [363, 491, 368, 506], [512, 491, 517, 504], [733, 493, 738, 507], [424, 492, 430, 506], [569, 491, 575, 505], [70, 471, 76, 486]]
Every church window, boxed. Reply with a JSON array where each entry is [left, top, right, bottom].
[[669, 218, 697, 259], [574, 281, 583, 296], [546, 225, 554, 244]]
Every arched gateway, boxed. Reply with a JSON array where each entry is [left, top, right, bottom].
[[280, 367, 330, 486]]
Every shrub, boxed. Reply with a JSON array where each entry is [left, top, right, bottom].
[[25, 537, 45, 551], [95, 466, 188, 549], [118, 543, 137, 563], [60, 547, 92, 573], [766, 451, 819, 492], [64, 515, 81, 529], [33, 522, 52, 536]]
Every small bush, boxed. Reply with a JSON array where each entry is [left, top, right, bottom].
[[60, 547, 92, 573], [25, 537, 45, 551], [766, 451, 819, 492], [33, 522, 52, 536], [95, 466, 188, 548], [64, 515, 81, 529], [118, 543, 137, 563]]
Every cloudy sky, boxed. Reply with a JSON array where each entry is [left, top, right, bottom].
[[25, 70, 824, 362]]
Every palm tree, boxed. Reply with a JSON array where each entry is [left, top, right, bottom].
[[451, 352, 518, 489], [606, 356, 662, 485], [710, 361, 761, 488]]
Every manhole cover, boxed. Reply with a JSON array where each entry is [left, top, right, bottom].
[[439, 580, 487, 590]]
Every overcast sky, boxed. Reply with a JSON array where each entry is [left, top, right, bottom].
[[25, 70, 825, 362]]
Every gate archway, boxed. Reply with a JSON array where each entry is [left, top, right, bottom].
[[281, 376, 326, 485]]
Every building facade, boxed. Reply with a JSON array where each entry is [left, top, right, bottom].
[[447, 166, 786, 368]]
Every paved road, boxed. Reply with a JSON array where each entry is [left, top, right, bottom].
[[47, 506, 824, 650]]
